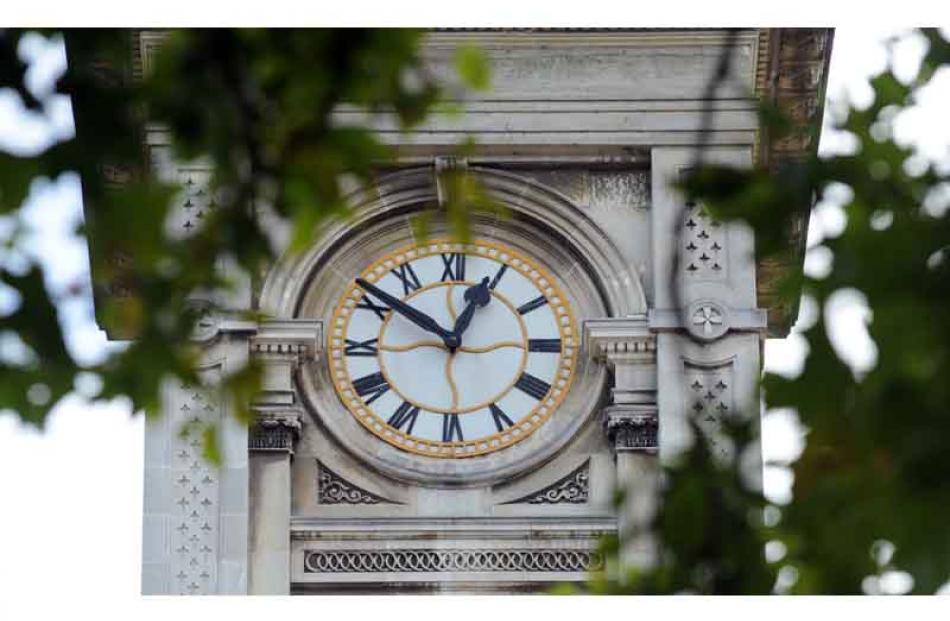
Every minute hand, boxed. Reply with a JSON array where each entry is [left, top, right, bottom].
[[355, 278, 455, 344]]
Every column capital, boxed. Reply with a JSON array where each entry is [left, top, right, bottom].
[[604, 405, 658, 454], [249, 408, 302, 454]]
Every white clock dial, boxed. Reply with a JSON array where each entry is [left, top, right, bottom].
[[327, 239, 577, 458]]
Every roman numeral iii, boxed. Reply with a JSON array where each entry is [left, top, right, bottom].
[[528, 338, 561, 353]]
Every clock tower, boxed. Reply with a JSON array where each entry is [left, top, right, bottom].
[[124, 29, 833, 594]]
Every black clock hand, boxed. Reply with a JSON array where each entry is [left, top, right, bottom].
[[355, 278, 457, 347], [452, 277, 492, 343]]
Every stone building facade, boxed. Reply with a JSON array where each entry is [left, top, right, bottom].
[[100, 29, 832, 594]]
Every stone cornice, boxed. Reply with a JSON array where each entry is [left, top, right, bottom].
[[250, 319, 323, 361], [584, 317, 655, 363]]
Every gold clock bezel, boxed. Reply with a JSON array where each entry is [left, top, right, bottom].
[[326, 238, 578, 459]]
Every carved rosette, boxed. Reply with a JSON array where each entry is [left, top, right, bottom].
[[686, 300, 729, 342]]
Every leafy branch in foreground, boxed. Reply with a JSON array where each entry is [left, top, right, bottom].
[[0, 29, 488, 460], [674, 28, 950, 594]]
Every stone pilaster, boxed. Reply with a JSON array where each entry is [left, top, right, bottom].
[[247, 319, 322, 595], [142, 320, 254, 595], [584, 316, 659, 571]]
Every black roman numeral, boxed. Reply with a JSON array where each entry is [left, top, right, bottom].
[[345, 338, 378, 357], [489, 263, 508, 290], [356, 295, 391, 320], [442, 414, 463, 442], [352, 372, 390, 405], [440, 253, 466, 281], [528, 338, 561, 353], [514, 372, 551, 400], [489, 403, 514, 432], [387, 401, 420, 434], [517, 295, 548, 315], [391, 263, 422, 295]]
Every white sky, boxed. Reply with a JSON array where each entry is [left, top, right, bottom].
[[1, 18, 949, 615]]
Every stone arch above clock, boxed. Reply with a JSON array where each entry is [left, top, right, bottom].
[[259, 166, 647, 487], [259, 166, 647, 321]]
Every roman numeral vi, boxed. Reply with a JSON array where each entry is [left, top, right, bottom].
[[442, 414, 463, 442]]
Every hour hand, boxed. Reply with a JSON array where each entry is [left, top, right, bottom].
[[452, 277, 492, 341], [355, 278, 456, 346]]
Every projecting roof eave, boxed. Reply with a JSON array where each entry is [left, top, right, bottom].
[[753, 28, 835, 337]]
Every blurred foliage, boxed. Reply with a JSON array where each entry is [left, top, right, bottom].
[[0, 29, 488, 462], [589, 28, 950, 595], [5, 26, 950, 595]]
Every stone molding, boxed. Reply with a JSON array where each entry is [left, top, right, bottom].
[[649, 305, 767, 342]]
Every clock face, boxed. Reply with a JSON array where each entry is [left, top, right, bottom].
[[327, 239, 578, 458]]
